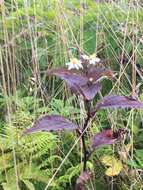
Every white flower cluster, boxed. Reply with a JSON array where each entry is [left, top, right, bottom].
[[66, 54, 101, 70], [81, 54, 101, 65]]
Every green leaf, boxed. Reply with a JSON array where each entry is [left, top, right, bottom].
[[22, 180, 35, 190], [2, 183, 19, 190]]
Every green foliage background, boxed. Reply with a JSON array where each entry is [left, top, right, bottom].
[[0, 0, 143, 189]]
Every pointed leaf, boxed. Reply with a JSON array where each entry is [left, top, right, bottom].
[[75, 171, 92, 190], [80, 82, 102, 100], [23, 115, 78, 135], [22, 180, 35, 190], [68, 82, 102, 101], [47, 68, 102, 100], [87, 67, 115, 82], [96, 95, 143, 110], [47, 69, 87, 86], [92, 129, 124, 149]]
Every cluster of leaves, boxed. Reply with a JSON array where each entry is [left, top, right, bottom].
[[0, 93, 83, 190], [23, 53, 143, 190], [1, 0, 143, 189]]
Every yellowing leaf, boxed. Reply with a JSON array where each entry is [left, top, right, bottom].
[[101, 155, 123, 177], [105, 161, 122, 176], [101, 155, 116, 166]]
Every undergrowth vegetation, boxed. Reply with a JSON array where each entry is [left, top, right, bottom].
[[0, 0, 143, 190]]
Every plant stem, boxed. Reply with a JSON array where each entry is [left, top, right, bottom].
[[82, 100, 91, 171]]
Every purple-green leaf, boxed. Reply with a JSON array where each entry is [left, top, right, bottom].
[[76, 171, 92, 190], [80, 82, 102, 100], [87, 67, 114, 82], [92, 129, 124, 149], [47, 68, 104, 100], [23, 115, 78, 135], [47, 69, 87, 86], [96, 95, 143, 110]]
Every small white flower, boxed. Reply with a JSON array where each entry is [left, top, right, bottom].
[[89, 54, 101, 65], [66, 58, 83, 70], [81, 54, 90, 60]]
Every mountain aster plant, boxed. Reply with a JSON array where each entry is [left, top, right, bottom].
[[24, 53, 143, 190]]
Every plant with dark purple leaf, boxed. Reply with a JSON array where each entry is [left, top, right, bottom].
[[23, 53, 143, 189]]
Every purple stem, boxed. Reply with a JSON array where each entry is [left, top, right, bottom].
[[82, 100, 92, 171]]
